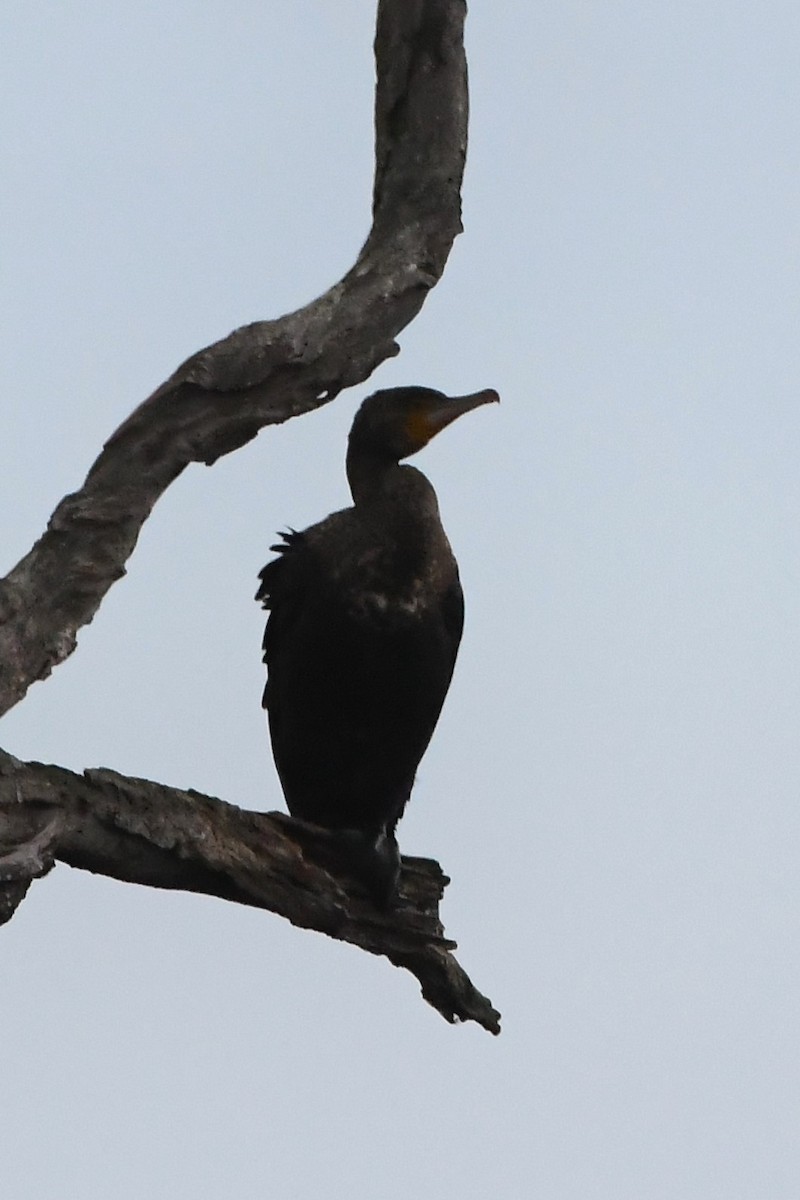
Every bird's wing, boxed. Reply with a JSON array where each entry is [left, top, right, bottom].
[[256, 529, 315, 703]]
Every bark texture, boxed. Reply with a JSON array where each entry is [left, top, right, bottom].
[[0, 750, 500, 1034], [0, 0, 502, 1032]]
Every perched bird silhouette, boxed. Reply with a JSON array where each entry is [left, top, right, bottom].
[[257, 385, 498, 902]]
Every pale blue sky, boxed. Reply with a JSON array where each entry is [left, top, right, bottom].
[[3, 3, 800, 1196]]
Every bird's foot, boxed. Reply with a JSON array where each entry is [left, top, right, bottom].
[[333, 828, 401, 909]]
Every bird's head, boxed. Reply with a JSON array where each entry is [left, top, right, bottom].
[[349, 386, 499, 463]]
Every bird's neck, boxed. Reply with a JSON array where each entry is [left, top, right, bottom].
[[347, 450, 438, 518], [346, 452, 452, 587], [346, 444, 400, 506]]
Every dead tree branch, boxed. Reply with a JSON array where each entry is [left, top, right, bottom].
[[0, 1, 501, 1032], [0, 0, 468, 716], [0, 750, 501, 1034]]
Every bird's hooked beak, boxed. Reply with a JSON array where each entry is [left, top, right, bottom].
[[412, 388, 500, 447]]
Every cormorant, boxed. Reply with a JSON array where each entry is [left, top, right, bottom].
[[257, 385, 499, 903]]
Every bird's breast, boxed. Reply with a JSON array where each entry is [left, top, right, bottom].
[[349, 582, 431, 620]]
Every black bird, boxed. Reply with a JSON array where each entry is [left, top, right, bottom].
[[257, 385, 498, 902]]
